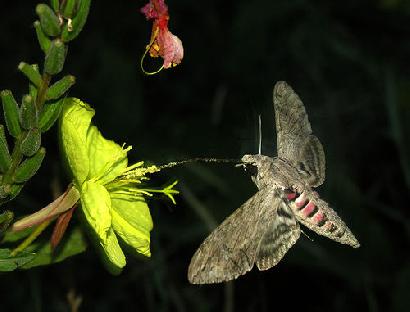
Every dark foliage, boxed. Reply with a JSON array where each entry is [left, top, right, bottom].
[[0, 0, 409, 311]]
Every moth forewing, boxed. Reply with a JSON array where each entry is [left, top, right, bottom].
[[188, 188, 283, 284], [274, 81, 326, 187]]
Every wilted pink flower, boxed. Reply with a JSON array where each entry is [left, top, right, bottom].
[[141, 0, 184, 70]]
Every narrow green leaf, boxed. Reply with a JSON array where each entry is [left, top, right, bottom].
[[1, 226, 34, 243], [62, 0, 78, 18], [18, 62, 42, 88], [21, 226, 87, 269], [46, 75, 76, 100], [34, 20, 51, 53], [36, 3, 61, 37], [1, 90, 22, 138], [20, 128, 41, 157], [61, 0, 91, 42], [14, 147, 45, 183], [32, 63, 40, 73], [0, 185, 10, 199], [0, 184, 24, 205], [39, 98, 64, 132], [20, 95, 38, 130], [29, 84, 38, 101], [0, 125, 11, 173], [0, 249, 35, 272], [0, 211, 13, 234], [44, 39, 66, 75], [26, 64, 39, 113], [50, 0, 60, 12]]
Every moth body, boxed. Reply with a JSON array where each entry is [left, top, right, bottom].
[[241, 154, 359, 248]]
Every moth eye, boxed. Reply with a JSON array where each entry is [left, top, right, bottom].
[[297, 161, 312, 178], [244, 164, 258, 177], [297, 161, 307, 173]]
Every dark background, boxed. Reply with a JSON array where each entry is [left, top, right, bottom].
[[1, 0, 410, 311]]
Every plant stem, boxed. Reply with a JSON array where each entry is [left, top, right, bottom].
[[10, 219, 52, 256], [36, 73, 52, 111], [2, 134, 24, 185]]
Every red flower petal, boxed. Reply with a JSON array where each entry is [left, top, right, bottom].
[[159, 30, 184, 68]]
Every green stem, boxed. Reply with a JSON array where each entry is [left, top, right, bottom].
[[10, 219, 52, 256], [36, 73, 52, 111], [1, 73, 51, 188], [2, 134, 24, 185]]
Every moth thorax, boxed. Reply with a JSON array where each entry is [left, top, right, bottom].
[[241, 154, 276, 189]]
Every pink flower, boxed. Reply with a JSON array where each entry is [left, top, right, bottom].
[[141, 0, 183, 71]]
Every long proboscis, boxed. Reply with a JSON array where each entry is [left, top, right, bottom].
[[159, 158, 240, 170]]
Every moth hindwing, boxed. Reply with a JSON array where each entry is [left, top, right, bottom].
[[188, 81, 359, 284]]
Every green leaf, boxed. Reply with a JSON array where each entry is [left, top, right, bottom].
[[21, 226, 87, 269], [1, 90, 22, 138], [20, 128, 41, 157], [0, 210, 13, 234], [60, 98, 94, 187], [14, 147, 46, 183], [27, 66, 39, 101], [29, 84, 38, 101], [1, 226, 34, 243], [44, 39, 66, 75], [50, 0, 60, 12], [0, 125, 11, 173], [39, 98, 64, 132], [62, 0, 78, 18], [0, 184, 24, 205], [46, 75, 76, 100], [18, 62, 42, 88], [111, 197, 152, 257], [86, 125, 129, 185], [34, 20, 51, 53], [20, 94, 38, 130], [36, 3, 61, 37], [0, 248, 35, 272], [81, 180, 125, 273], [61, 0, 91, 42]]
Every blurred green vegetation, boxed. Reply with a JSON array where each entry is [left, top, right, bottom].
[[0, 0, 409, 311]]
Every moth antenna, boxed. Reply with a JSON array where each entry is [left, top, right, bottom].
[[258, 114, 262, 155]]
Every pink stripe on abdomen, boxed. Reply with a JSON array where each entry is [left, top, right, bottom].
[[302, 201, 315, 217]]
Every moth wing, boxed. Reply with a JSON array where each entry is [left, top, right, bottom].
[[256, 201, 300, 270], [273, 81, 326, 187], [188, 188, 281, 284]]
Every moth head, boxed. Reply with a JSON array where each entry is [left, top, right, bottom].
[[239, 154, 273, 183], [236, 154, 257, 174], [241, 154, 271, 165]]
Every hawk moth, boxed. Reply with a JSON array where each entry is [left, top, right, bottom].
[[188, 81, 360, 284]]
